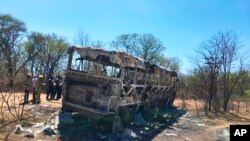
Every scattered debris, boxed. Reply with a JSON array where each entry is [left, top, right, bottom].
[[196, 123, 206, 127], [216, 128, 229, 141], [165, 133, 177, 136], [54, 112, 60, 127], [14, 125, 25, 134], [133, 113, 147, 126], [24, 129, 36, 138], [122, 128, 139, 140], [59, 112, 74, 125], [99, 134, 108, 140], [32, 122, 45, 128], [154, 122, 160, 129], [43, 125, 57, 135], [163, 114, 170, 118], [144, 127, 149, 130], [12, 107, 189, 140]]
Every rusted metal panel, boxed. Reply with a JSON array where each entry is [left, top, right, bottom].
[[71, 46, 146, 70]]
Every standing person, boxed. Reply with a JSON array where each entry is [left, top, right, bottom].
[[54, 76, 62, 100], [32, 76, 38, 103], [23, 73, 32, 104], [33, 75, 44, 104], [46, 76, 55, 100]]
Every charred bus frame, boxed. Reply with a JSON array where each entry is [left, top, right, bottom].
[[62, 46, 178, 128]]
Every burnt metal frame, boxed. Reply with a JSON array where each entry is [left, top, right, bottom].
[[63, 46, 178, 116]]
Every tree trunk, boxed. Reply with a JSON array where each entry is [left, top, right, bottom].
[[31, 60, 34, 76], [208, 94, 212, 111], [231, 100, 234, 113], [194, 98, 199, 118], [237, 100, 240, 112], [208, 85, 215, 111], [246, 100, 248, 112], [181, 92, 186, 107], [223, 96, 230, 112], [7, 60, 14, 87]]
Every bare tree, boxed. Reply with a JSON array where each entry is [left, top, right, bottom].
[[74, 29, 90, 46], [218, 32, 247, 111], [191, 31, 248, 112], [91, 40, 105, 49]]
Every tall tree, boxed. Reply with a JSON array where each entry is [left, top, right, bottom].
[[111, 33, 165, 64], [138, 34, 165, 63], [111, 33, 139, 55], [36, 33, 68, 76], [24, 32, 46, 76], [0, 14, 26, 86], [191, 31, 248, 112], [158, 56, 180, 72], [218, 31, 247, 111]]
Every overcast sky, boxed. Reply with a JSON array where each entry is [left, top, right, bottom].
[[1, 0, 249, 73]]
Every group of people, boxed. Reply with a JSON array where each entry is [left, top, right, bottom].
[[23, 73, 43, 104], [23, 73, 63, 104], [46, 76, 63, 100]]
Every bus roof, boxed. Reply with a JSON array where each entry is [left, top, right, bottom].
[[70, 46, 175, 75]]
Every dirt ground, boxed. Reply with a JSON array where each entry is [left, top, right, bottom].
[[0, 93, 61, 141], [1, 94, 250, 141], [152, 99, 250, 141]]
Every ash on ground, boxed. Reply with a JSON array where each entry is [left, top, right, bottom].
[[13, 105, 232, 141], [58, 107, 186, 141], [14, 107, 187, 141]]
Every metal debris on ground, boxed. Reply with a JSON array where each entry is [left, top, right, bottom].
[[121, 128, 140, 140], [43, 125, 57, 135], [59, 112, 74, 125]]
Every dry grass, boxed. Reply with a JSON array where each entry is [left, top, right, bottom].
[[174, 98, 205, 110], [174, 98, 250, 120]]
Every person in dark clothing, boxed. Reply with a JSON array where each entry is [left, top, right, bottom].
[[54, 76, 62, 100], [23, 73, 32, 104], [46, 76, 55, 100]]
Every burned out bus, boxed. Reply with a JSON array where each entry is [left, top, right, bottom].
[[62, 46, 178, 130]]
